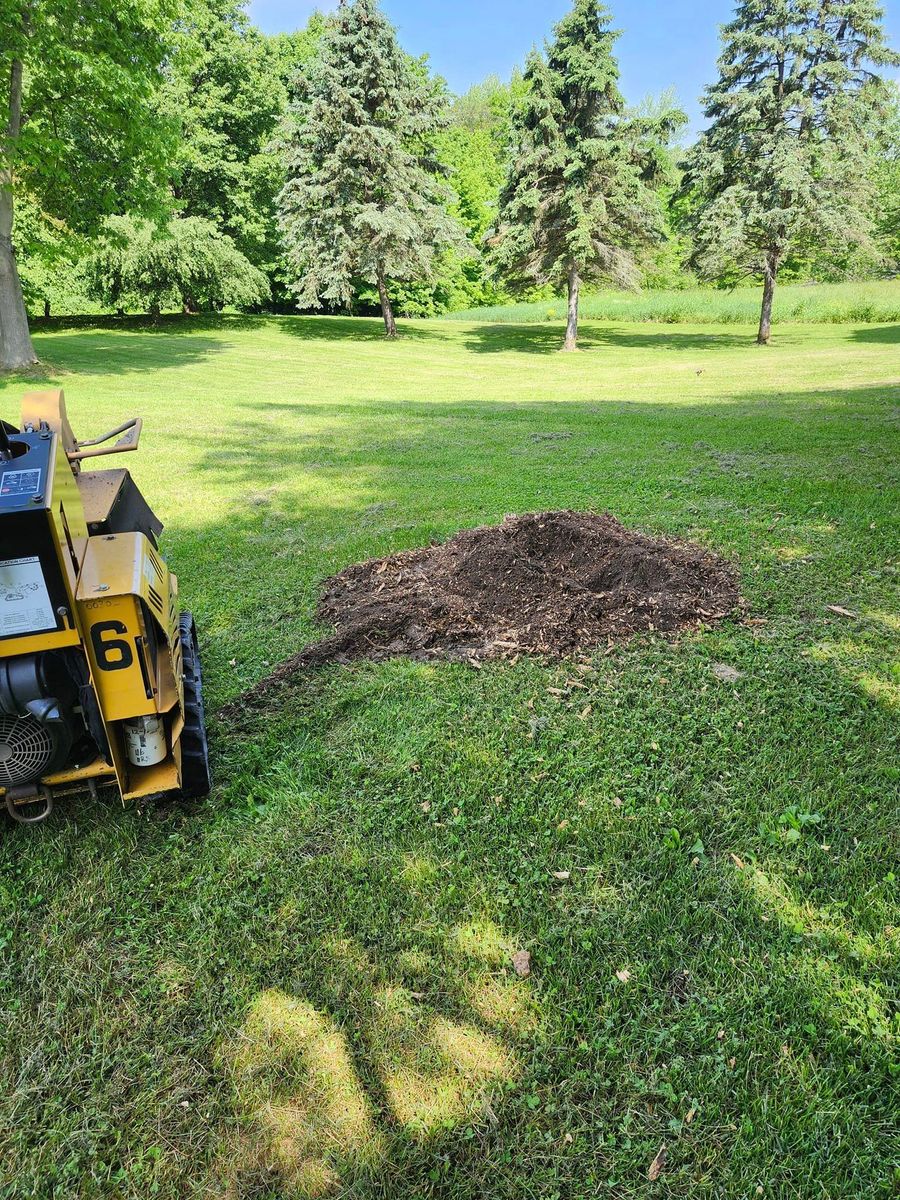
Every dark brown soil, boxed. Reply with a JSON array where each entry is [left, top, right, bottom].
[[232, 511, 741, 707]]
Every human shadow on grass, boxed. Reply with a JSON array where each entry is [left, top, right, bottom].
[[461, 322, 771, 354]]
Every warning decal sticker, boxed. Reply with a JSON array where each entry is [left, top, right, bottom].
[[0, 556, 57, 637], [0, 469, 42, 498]]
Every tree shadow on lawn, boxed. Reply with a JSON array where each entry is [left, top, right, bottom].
[[273, 314, 448, 343], [166, 377, 898, 725], [849, 323, 900, 345], [461, 322, 774, 354], [0, 636, 895, 1198], [34, 311, 468, 344], [3, 382, 896, 1191], [28, 330, 230, 377]]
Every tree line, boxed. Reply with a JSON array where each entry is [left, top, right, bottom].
[[1, 0, 897, 368]]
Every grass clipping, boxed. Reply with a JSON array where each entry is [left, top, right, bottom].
[[236, 512, 740, 706]]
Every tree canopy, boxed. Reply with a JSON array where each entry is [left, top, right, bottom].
[[82, 214, 269, 317], [278, 0, 469, 336], [1, 0, 898, 360], [1, 0, 180, 366], [160, 1, 324, 301], [491, 0, 683, 350], [681, 0, 899, 344]]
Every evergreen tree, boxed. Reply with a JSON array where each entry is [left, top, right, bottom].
[[278, 0, 467, 337], [491, 0, 679, 351], [872, 82, 900, 265], [682, 0, 899, 345]]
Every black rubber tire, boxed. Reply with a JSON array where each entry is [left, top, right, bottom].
[[177, 613, 212, 798]]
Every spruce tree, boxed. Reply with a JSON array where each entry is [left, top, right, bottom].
[[278, 0, 467, 337], [491, 0, 679, 351], [682, 0, 899, 345]]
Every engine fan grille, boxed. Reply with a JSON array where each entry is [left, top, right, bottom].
[[0, 713, 55, 788]]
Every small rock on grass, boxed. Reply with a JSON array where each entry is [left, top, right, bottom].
[[512, 950, 531, 978], [711, 662, 742, 683]]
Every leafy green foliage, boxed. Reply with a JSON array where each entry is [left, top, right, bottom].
[[1, 0, 183, 365], [872, 81, 900, 263], [82, 215, 269, 315], [160, 2, 324, 300], [630, 90, 694, 289], [3, 0, 180, 231], [14, 195, 90, 317], [278, 0, 469, 332]]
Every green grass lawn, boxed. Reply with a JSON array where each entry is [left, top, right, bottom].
[[444, 278, 900, 325], [0, 314, 898, 1199]]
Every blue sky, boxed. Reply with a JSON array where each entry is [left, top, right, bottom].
[[248, 0, 900, 133]]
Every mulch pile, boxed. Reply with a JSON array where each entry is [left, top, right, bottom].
[[232, 511, 741, 708]]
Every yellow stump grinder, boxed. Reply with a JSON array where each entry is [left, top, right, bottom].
[[0, 389, 210, 823]]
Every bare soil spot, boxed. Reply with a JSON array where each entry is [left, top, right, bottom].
[[231, 511, 741, 710]]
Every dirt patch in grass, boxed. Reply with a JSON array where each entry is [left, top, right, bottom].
[[231, 511, 740, 709]]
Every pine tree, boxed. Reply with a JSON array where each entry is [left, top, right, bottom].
[[491, 0, 680, 351], [682, 0, 899, 345], [278, 0, 467, 337]]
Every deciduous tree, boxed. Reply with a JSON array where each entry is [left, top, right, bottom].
[[0, 0, 179, 369], [161, 3, 325, 301], [82, 215, 269, 317]]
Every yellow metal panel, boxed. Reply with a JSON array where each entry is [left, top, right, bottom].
[[20, 389, 78, 459], [123, 757, 179, 801], [77, 594, 157, 722], [78, 532, 145, 597], [76, 533, 183, 727], [77, 469, 129, 527], [0, 628, 81, 658], [43, 758, 117, 786]]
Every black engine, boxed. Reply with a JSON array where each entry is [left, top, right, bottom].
[[0, 652, 80, 788]]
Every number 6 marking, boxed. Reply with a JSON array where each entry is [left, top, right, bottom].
[[91, 620, 134, 671]]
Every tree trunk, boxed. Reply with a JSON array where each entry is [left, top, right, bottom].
[[376, 269, 397, 338], [43, 299, 50, 319], [563, 265, 580, 352], [0, 59, 37, 371], [757, 251, 779, 346]]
